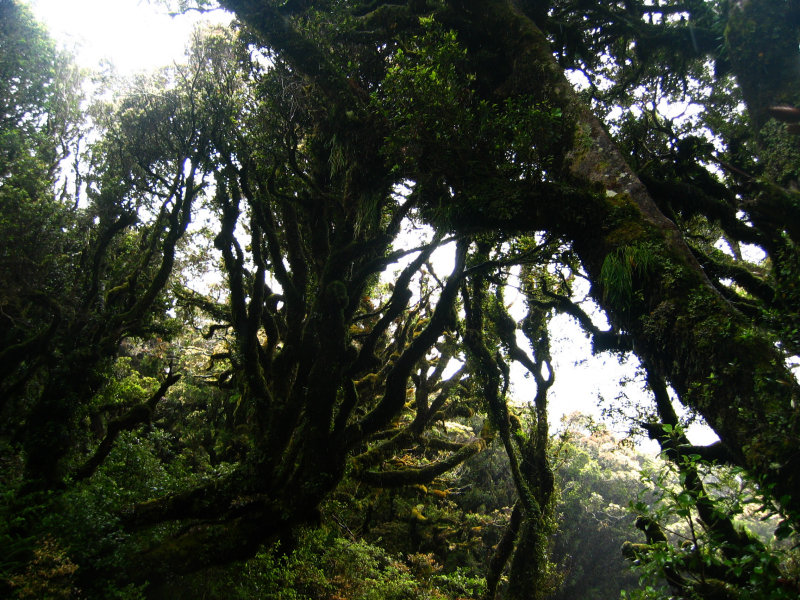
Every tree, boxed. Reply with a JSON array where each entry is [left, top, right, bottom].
[[462, 262, 561, 600], [5, 0, 800, 595], [620, 365, 800, 599], [179, 0, 800, 517], [1, 50, 213, 492], [109, 0, 800, 580], [118, 20, 495, 581], [0, 7, 225, 592], [0, 0, 83, 421]]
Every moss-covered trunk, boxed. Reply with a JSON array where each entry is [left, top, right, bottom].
[[446, 0, 800, 516]]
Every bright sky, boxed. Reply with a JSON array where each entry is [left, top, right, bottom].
[[29, 0, 232, 74]]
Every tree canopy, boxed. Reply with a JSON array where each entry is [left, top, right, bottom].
[[2, 0, 800, 598]]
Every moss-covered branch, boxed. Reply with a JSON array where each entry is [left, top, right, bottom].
[[73, 371, 181, 482], [354, 436, 488, 488], [349, 240, 467, 443]]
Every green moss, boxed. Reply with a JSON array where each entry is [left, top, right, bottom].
[[597, 190, 663, 257], [604, 220, 648, 248]]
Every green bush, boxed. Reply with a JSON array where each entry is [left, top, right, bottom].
[[162, 526, 480, 600]]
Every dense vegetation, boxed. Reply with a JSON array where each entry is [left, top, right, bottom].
[[2, 0, 800, 597]]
